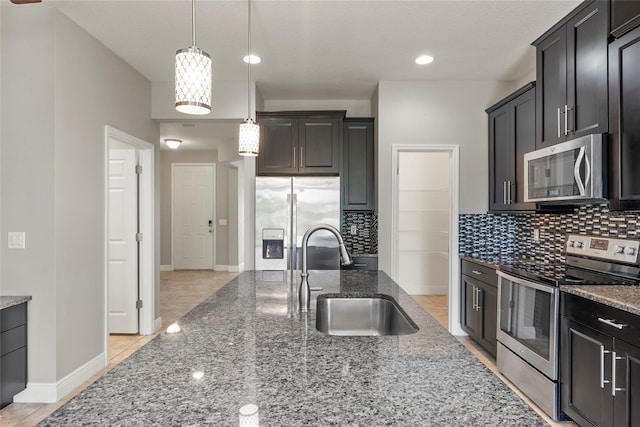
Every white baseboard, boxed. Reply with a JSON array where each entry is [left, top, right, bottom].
[[154, 316, 163, 332], [160, 265, 174, 271], [14, 353, 106, 403], [228, 263, 244, 272], [214, 264, 229, 271]]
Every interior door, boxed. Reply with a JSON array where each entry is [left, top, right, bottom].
[[108, 148, 139, 334], [173, 165, 214, 270], [397, 151, 450, 295]]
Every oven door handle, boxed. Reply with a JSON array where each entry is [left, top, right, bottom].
[[496, 271, 557, 293], [574, 146, 586, 196]]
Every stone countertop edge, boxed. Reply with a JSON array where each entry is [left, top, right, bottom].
[[39, 269, 546, 426], [0, 295, 32, 310], [561, 285, 640, 317], [460, 255, 508, 269]]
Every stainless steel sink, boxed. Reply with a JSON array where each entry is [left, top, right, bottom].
[[315, 294, 419, 336]]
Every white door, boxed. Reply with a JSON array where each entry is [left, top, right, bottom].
[[397, 152, 451, 295], [108, 148, 139, 334], [173, 165, 214, 269]]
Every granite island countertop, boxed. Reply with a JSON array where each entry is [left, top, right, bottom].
[[40, 270, 546, 426], [0, 295, 32, 310]]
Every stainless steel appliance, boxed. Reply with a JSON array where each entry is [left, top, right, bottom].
[[255, 176, 341, 270], [496, 233, 640, 421], [524, 134, 604, 203]]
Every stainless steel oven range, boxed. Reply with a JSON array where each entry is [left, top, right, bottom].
[[496, 233, 640, 421]]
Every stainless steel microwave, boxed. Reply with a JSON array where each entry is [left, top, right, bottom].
[[524, 134, 604, 203]]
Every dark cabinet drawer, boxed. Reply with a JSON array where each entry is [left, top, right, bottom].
[[0, 346, 27, 408], [1, 303, 27, 333], [561, 292, 640, 348], [342, 256, 377, 271], [0, 325, 26, 357], [461, 260, 498, 287]]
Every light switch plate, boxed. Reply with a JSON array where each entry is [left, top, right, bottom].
[[350, 224, 357, 235], [8, 232, 26, 249], [219, 219, 228, 226]]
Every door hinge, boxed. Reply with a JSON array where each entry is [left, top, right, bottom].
[[136, 233, 143, 242], [136, 300, 143, 309], [135, 164, 142, 174]]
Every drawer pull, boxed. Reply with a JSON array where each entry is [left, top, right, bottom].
[[598, 318, 626, 330], [353, 263, 368, 267], [471, 270, 483, 276]]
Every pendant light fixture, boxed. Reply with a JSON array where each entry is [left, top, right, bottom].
[[239, 0, 260, 156], [175, 0, 212, 115]]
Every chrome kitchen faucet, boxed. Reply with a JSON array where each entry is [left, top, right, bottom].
[[299, 224, 353, 312]]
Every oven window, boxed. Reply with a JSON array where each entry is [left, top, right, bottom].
[[500, 280, 552, 360], [528, 150, 581, 198]]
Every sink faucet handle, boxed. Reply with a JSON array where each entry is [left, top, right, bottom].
[[339, 243, 353, 266]]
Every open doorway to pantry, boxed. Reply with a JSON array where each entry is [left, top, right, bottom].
[[104, 126, 156, 359], [391, 144, 462, 335]]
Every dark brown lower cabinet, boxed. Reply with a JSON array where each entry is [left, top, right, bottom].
[[460, 260, 497, 357], [561, 292, 640, 426], [1, 303, 28, 409]]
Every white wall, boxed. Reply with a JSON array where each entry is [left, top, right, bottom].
[[376, 80, 515, 273], [1, 6, 159, 395], [516, 67, 537, 89], [263, 99, 371, 117]]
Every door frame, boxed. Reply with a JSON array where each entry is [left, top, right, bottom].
[[104, 126, 156, 357], [391, 144, 462, 335], [171, 163, 217, 270]]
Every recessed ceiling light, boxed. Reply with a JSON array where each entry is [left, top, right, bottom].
[[415, 55, 434, 65], [243, 55, 262, 64]]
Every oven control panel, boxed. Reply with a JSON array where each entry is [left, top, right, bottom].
[[565, 233, 640, 264]]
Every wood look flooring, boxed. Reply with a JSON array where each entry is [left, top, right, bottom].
[[1, 275, 572, 427]]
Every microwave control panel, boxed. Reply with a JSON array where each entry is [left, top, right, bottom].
[[565, 233, 640, 264]]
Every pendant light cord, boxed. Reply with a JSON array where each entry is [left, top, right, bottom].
[[247, 0, 252, 121], [192, 0, 197, 47]]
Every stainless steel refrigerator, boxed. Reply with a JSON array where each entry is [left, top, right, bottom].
[[255, 176, 341, 270]]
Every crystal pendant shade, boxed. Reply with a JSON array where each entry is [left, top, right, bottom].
[[175, 46, 212, 115], [239, 119, 260, 156]]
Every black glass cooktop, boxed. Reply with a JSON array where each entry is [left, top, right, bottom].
[[499, 262, 640, 287]]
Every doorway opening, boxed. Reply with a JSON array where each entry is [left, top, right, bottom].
[[104, 126, 156, 359], [391, 144, 462, 335]]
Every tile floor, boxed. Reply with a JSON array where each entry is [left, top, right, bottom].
[[1, 274, 573, 427]]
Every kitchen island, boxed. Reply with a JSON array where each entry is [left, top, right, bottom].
[[41, 270, 545, 426]]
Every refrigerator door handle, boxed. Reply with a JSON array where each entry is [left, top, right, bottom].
[[291, 193, 298, 270]]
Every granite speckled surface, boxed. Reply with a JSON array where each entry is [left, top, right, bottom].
[[0, 296, 32, 310], [40, 271, 546, 426], [561, 285, 640, 316]]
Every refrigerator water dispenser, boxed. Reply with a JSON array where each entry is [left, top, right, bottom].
[[262, 229, 284, 259]]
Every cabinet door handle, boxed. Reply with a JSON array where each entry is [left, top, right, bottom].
[[601, 346, 611, 389], [503, 181, 507, 205], [472, 285, 477, 310], [598, 317, 627, 330], [476, 287, 482, 311], [564, 104, 572, 135], [557, 107, 562, 138], [293, 146, 296, 168], [471, 270, 483, 276], [507, 180, 512, 204], [612, 351, 625, 397], [300, 146, 304, 168]]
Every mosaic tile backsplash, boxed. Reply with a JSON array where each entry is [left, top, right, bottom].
[[459, 203, 640, 263], [343, 211, 378, 254]]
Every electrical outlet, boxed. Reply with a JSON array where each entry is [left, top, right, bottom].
[[533, 228, 540, 242], [350, 224, 357, 235]]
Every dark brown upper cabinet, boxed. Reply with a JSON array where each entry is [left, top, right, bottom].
[[342, 118, 375, 211], [486, 83, 536, 212], [608, 24, 640, 210], [611, 0, 640, 38], [256, 111, 344, 176], [533, 0, 609, 148]]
